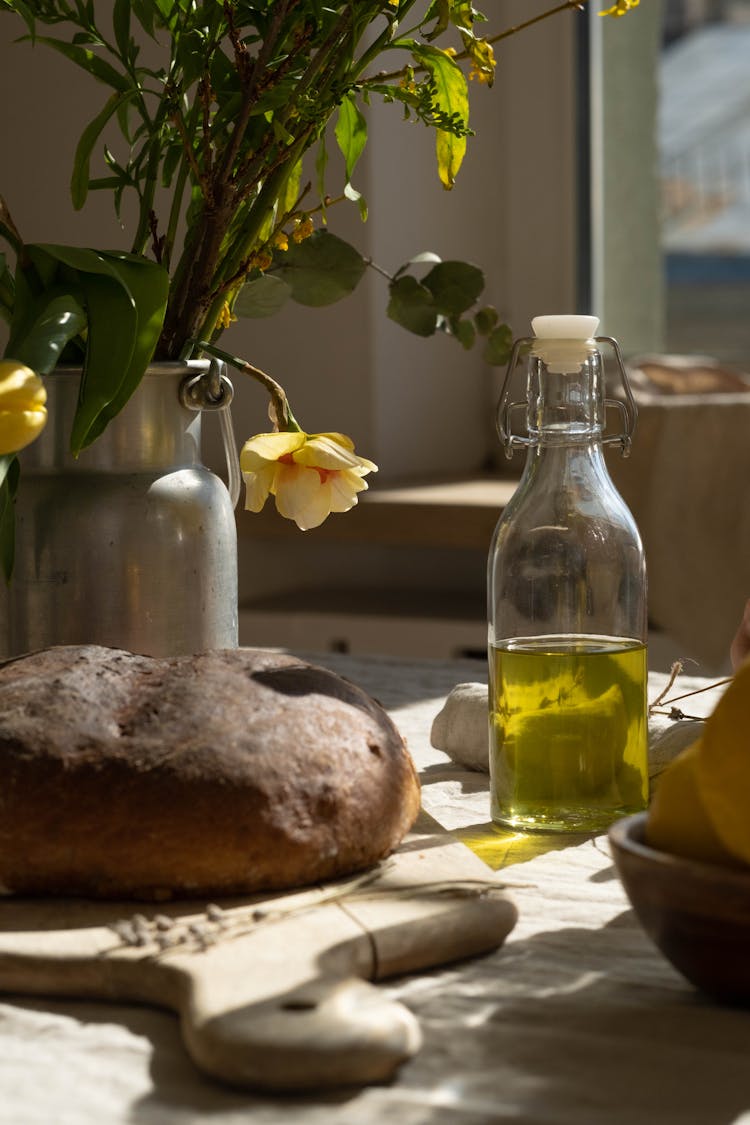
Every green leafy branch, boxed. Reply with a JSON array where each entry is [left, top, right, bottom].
[[232, 228, 513, 368]]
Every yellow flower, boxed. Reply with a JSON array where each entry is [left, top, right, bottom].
[[249, 249, 273, 271], [292, 216, 314, 244], [272, 230, 289, 252], [468, 39, 496, 85], [0, 361, 47, 455], [216, 301, 235, 330], [599, 0, 639, 16], [240, 430, 377, 531]]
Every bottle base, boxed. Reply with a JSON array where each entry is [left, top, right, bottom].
[[492, 804, 645, 835]]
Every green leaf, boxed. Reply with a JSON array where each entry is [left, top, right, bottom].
[[7, 289, 87, 373], [113, 0, 132, 57], [422, 260, 484, 316], [5, 2, 35, 37], [277, 231, 367, 308], [474, 305, 498, 336], [0, 455, 19, 584], [484, 322, 514, 366], [234, 273, 293, 319], [393, 251, 441, 281], [387, 275, 438, 337], [344, 182, 368, 222], [412, 44, 469, 188], [34, 36, 131, 93], [0, 251, 14, 326], [15, 245, 168, 452], [71, 90, 135, 210], [423, 0, 451, 41], [451, 316, 476, 350], [67, 276, 140, 454], [315, 133, 328, 205], [85, 251, 169, 441], [334, 93, 368, 184], [129, 0, 158, 38], [276, 158, 303, 222]]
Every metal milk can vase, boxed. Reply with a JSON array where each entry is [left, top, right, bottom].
[[488, 315, 648, 834], [0, 360, 240, 658]]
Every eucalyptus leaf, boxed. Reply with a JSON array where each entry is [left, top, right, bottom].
[[421, 260, 484, 317], [484, 322, 514, 366], [234, 273, 293, 319], [387, 275, 438, 337], [474, 305, 499, 336], [451, 316, 476, 350], [277, 231, 367, 308]]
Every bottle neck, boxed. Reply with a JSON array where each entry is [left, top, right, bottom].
[[526, 354, 604, 445]]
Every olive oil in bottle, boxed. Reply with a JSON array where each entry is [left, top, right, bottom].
[[489, 636, 648, 832]]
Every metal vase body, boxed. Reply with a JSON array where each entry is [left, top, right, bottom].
[[0, 362, 238, 658]]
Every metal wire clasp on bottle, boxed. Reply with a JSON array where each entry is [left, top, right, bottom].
[[179, 357, 242, 510], [495, 334, 639, 460]]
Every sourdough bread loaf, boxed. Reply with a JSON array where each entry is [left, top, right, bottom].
[[0, 645, 420, 900]]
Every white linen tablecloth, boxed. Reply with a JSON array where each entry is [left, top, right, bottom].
[[2, 651, 747, 1125]]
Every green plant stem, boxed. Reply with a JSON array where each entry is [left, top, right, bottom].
[[488, 0, 591, 48], [191, 340, 301, 433], [364, 0, 591, 84], [197, 141, 312, 341], [163, 138, 192, 273]]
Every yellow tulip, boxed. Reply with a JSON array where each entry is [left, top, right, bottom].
[[240, 430, 377, 531], [0, 361, 47, 455]]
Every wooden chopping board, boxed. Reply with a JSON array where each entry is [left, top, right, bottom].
[[0, 813, 516, 1092]]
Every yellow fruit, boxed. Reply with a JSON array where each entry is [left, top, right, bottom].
[[646, 737, 741, 867], [694, 660, 750, 865]]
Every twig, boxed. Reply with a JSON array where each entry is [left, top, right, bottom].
[[648, 660, 684, 714]]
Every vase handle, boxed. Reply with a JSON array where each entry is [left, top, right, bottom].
[[180, 360, 241, 510]]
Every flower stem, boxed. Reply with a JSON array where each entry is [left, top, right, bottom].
[[190, 340, 302, 433]]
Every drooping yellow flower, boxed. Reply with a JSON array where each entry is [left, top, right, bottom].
[[0, 361, 47, 455], [292, 216, 314, 244], [600, 0, 639, 16], [249, 248, 273, 271], [468, 39, 496, 85], [240, 430, 377, 531]]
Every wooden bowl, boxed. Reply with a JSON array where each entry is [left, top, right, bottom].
[[609, 812, 750, 1004]]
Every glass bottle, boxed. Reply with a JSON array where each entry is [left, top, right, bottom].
[[487, 315, 648, 833]]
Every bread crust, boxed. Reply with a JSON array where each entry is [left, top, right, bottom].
[[0, 646, 420, 900]]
